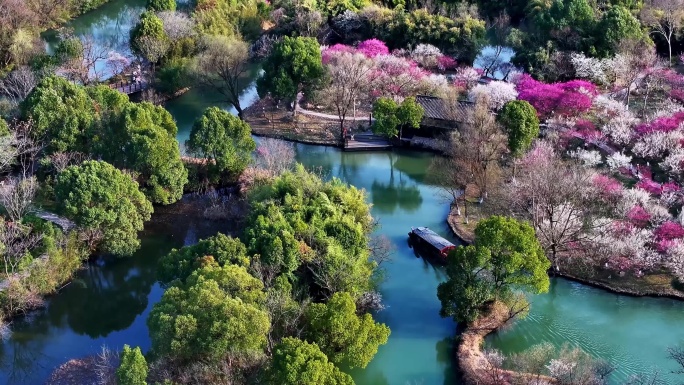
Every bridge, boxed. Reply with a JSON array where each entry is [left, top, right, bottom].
[[108, 80, 148, 95]]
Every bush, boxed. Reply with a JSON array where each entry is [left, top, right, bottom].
[[147, 0, 176, 12], [155, 59, 190, 93]]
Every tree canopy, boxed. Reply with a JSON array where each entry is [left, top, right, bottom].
[[265, 337, 355, 385], [498, 100, 540, 158], [147, 272, 270, 362], [147, 0, 176, 12], [186, 106, 256, 177], [304, 291, 390, 369], [244, 165, 374, 298], [116, 345, 148, 385], [91, 102, 187, 204], [437, 216, 550, 323], [157, 233, 250, 285], [257, 36, 326, 104], [55, 160, 153, 256], [372, 97, 424, 138]]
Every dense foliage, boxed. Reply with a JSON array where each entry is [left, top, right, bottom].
[[498, 100, 540, 158], [54, 160, 153, 256], [116, 345, 148, 385], [245, 165, 375, 298], [438, 216, 550, 323], [187, 107, 256, 179], [257, 36, 326, 105], [265, 337, 354, 385]]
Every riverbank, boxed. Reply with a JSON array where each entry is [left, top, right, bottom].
[[458, 301, 556, 385], [244, 97, 340, 146], [446, 206, 684, 300]]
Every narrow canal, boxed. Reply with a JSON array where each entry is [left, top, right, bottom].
[[2, 1, 684, 384]]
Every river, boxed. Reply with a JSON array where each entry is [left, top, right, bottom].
[[3, 2, 684, 384]]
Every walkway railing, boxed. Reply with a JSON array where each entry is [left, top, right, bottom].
[[108, 80, 147, 95]]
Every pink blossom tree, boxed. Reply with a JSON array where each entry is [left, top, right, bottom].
[[357, 39, 389, 58]]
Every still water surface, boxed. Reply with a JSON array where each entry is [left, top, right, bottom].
[[3, 2, 684, 384]]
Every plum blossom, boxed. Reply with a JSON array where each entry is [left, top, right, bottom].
[[661, 148, 684, 174], [570, 52, 609, 84], [516, 74, 597, 118], [654, 221, 684, 241], [592, 174, 623, 199], [569, 149, 602, 167], [410, 44, 441, 68], [619, 188, 652, 215], [547, 359, 576, 379], [606, 152, 632, 171], [632, 131, 683, 159], [452, 67, 480, 89], [357, 39, 389, 58], [468, 81, 518, 110], [627, 205, 652, 227], [666, 241, 684, 281]]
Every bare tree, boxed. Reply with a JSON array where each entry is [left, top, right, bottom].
[[157, 11, 195, 41], [481, 13, 511, 78], [94, 345, 119, 385], [668, 345, 684, 374], [193, 36, 251, 118], [505, 142, 606, 271], [641, 0, 684, 65], [368, 234, 394, 267], [134, 34, 170, 72], [0, 221, 42, 276], [0, 66, 37, 105], [12, 119, 43, 177], [458, 95, 507, 201], [59, 35, 109, 85], [253, 138, 295, 176], [480, 349, 506, 385], [323, 51, 374, 138], [49, 151, 89, 174], [611, 40, 658, 108], [0, 176, 37, 222]]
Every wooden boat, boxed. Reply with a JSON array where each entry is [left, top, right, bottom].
[[408, 227, 456, 260]]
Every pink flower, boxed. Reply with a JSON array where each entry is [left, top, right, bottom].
[[654, 221, 684, 241], [612, 220, 635, 236], [634, 111, 684, 136], [627, 206, 651, 228], [357, 39, 389, 58], [655, 238, 676, 253], [516, 74, 596, 118], [592, 174, 623, 198], [636, 179, 662, 196], [437, 55, 457, 71]]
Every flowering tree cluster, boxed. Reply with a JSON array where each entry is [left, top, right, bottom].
[[516, 75, 598, 118], [322, 41, 449, 100], [468, 81, 517, 111]]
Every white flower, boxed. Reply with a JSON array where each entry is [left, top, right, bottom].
[[606, 152, 632, 170], [569, 149, 602, 167], [468, 81, 518, 110]]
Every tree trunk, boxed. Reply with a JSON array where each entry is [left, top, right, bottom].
[[235, 103, 244, 120]]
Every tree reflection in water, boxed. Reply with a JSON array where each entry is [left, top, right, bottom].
[[371, 152, 423, 214]]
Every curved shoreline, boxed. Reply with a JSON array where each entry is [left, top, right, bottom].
[[446, 206, 684, 300], [457, 301, 556, 385]]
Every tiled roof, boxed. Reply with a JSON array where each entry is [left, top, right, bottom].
[[415, 95, 472, 122]]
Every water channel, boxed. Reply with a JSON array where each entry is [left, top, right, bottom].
[[2, 2, 684, 384]]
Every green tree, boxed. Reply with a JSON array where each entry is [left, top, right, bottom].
[[244, 166, 374, 296], [396, 97, 424, 139], [130, 11, 169, 64], [147, 0, 176, 12], [116, 345, 148, 385], [20, 76, 96, 153], [437, 246, 495, 323], [186, 262, 266, 306], [597, 6, 646, 56], [157, 233, 250, 285], [498, 100, 540, 158], [55, 161, 153, 256], [257, 36, 325, 109], [371, 97, 399, 138], [265, 337, 354, 385], [147, 275, 270, 362], [305, 292, 390, 369], [474, 216, 550, 295], [186, 107, 256, 177], [92, 102, 187, 204]]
